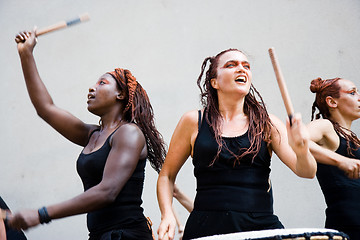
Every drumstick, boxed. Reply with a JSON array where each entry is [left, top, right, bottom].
[[36, 13, 90, 36], [268, 47, 295, 125], [15, 13, 90, 43]]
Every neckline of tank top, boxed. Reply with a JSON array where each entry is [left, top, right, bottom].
[[220, 129, 249, 139], [81, 124, 125, 155]]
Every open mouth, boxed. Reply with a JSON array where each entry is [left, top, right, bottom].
[[87, 94, 95, 100], [235, 76, 247, 83]]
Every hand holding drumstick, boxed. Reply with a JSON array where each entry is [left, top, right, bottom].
[[15, 13, 89, 43]]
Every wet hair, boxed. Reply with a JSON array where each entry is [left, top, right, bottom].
[[310, 77, 360, 155], [108, 68, 166, 172], [197, 49, 273, 165]]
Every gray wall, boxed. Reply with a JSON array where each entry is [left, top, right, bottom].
[[1, 0, 359, 239]]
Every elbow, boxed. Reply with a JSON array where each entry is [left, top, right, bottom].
[[296, 171, 315, 179], [297, 164, 317, 179], [103, 189, 119, 203], [36, 108, 51, 122], [36, 110, 47, 120], [295, 151, 317, 179], [97, 186, 119, 204], [301, 171, 316, 179], [33, 101, 54, 121]]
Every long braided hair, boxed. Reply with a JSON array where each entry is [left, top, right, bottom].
[[108, 68, 166, 172], [197, 49, 273, 165], [310, 77, 360, 156]]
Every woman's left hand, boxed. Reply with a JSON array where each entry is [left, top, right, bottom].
[[7, 209, 40, 231]]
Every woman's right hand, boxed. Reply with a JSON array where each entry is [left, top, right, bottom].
[[157, 214, 177, 240], [15, 28, 37, 54], [337, 156, 360, 179]]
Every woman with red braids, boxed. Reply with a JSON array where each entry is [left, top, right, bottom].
[[8, 29, 166, 240], [157, 49, 316, 240], [307, 77, 360, 239]]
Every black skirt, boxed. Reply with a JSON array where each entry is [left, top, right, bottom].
[[89, 218, 154, 240], [182, 210, 284, 240]]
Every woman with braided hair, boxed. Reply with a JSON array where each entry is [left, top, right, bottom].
[[307, 77, 360, 239], [157, 49, 316, 240], [8, 29, 166, 240]]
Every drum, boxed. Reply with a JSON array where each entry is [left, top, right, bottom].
[[192, 228, 349, 240]]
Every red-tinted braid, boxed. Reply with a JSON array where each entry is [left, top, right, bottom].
[[108, 68, 166, 172], [123, 69, 138, 115]]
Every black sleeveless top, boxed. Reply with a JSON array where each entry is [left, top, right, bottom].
[[192, 111, 274, 213], [76, 127, 147, 237], [316, 133, 360, 227]]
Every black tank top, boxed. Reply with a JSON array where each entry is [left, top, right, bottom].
[[316, 133, 360, 225], [192, 111, 274, 213], [76, 126, 146, 236]]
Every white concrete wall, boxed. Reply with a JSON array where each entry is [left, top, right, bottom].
[[0, 0, 359, 239]]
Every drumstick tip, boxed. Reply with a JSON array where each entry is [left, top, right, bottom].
[[268, 47, 276, 58], [79, 13, 90, 22]]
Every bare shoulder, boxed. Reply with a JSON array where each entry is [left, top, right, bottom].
[[269, 113, 282, 125], [179, 110, 200, 126], [269, 113, 285, 131], [267, 114, 286, 145], [307, 119, 335, 138], [111, 123, 145, 146], [307, 119, 337, 146], [172, 109, 201, 149], [307, 118, 333, 130], [173, 109, 200, 133]]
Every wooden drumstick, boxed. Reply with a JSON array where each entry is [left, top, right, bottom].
[[15, 13, 90, 43], [37, 13, 90, 36], [268, 47, 295, 125]]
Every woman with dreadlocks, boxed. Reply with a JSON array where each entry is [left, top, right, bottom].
[[157, 49, 316, 240], [8, 29, 166, 240], [307, 77, 360, 239]]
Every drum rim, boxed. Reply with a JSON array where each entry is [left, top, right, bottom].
[[192, 228, 349, 240]]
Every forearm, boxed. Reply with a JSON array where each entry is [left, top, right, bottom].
[[46, 185, 114, 220], [157, 175, 175, 219], [309, 141, 341, 166], [294, 149, 317, 178], [19, 50, 54, 116], [174, 191, 193, 213]]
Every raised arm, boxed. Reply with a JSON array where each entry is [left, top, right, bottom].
[[7, 123, 146, 230], [15, 29, 94, 146], [270, 113, 317, 178], [307, 119, 360, 179], [157, 110, 198, 240]]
